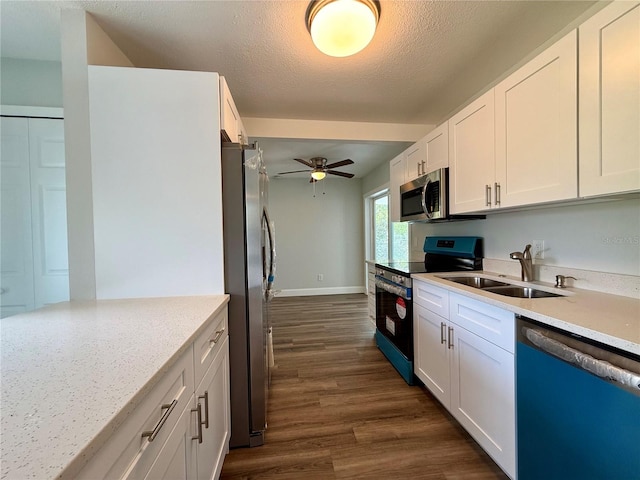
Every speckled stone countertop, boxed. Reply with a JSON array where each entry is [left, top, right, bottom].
[[0, 295, 229, 480], [412, 271, 640, 356]]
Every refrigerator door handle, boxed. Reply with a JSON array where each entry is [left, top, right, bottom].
[[263, 208, 276, 301]]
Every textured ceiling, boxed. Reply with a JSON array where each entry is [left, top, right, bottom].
[[1, 0, 598, 178]]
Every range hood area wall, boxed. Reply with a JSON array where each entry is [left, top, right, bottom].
[[410, 197, 640, 277]]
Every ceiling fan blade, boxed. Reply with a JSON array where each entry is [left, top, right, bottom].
[[327, 170, 355, 178], [325, 159, 354, 169], [309, 177, 318, 183], [294, 158, 314, 168], [278, 170, 310, 175]]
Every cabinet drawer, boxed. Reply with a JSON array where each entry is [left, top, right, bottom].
[[77, 346, 195, 479], [413, 280, 449, 318], [449, 293, 515, 353], [194, 307, 228, 388]]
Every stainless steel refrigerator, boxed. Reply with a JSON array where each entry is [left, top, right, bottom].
[[221, 142, 275, 448]]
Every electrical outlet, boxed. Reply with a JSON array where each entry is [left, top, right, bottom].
[[532, 240, 545, 260], [317, 274, 324, 281]]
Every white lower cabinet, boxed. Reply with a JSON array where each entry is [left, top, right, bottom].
[[195, 337, 230, 480], [413, 280, 515, 479], [78, 307, 230, 480]]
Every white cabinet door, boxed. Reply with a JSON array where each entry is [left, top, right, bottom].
[[0, 117, 34, 317], [449, 90, 496, 213], [405, 138, 426, 181], [424, 122, 449, 171], [195, 337, 230, 480], [449, 326, 515, 479], [495, 31, 578, 208], [579, 2, 640, 197], [414, 304, 450, 407], [389, 152, 406, 222], [143, 403, 197, 480]]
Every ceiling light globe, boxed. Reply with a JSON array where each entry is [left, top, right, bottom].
[[310, 0, 378, 57], [311, 170, 327, 180]]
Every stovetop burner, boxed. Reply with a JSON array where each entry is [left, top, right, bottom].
[[374, 261, 428, 276]]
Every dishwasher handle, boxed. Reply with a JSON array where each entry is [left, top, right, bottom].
[[522, 326, 640, 392]]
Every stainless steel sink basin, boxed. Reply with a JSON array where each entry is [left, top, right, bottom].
[[443, 276, 511, 288], [482, 286, 563, 298]]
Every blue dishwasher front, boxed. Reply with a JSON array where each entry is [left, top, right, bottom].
[[517, 317, 640, 480]]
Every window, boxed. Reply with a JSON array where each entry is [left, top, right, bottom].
[[368, 189, 408, 262]]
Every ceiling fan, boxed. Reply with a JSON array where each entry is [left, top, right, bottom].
[[278, 157, 355, 182]]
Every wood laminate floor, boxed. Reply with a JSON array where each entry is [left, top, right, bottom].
[[220, 294, 509, 480]]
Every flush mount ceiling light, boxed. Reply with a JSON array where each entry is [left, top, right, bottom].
[[306, 0, 381, 57], [311, 170, 327, 181]]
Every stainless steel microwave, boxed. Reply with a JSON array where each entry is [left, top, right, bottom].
[[400, 168, 448, 222]]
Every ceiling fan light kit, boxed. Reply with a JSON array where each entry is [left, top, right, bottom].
[[278, 157, 355, 182], [311, 170, 327, 181], [306, 0, 381, 57]]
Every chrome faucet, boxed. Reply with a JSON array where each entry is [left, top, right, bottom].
[[510, 244, 533, 282]]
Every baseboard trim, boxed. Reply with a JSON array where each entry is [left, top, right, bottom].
[[275, 286, 366, 297]]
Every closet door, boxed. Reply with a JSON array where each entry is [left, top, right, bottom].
[[28, 118, 69, 309], [0, 116, 68, 317], [1, 117, 35, 317]]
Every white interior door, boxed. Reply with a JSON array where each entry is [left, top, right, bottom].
[[0, 116, 68, 317], [28, 118, 69, 309], [1, 117, 35, 317]]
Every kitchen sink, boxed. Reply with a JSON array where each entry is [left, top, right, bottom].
[[442, 276, 511, 288], [482, 286, 563, 298], [439, 276, 565, 298]]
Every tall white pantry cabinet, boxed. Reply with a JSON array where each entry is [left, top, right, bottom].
[[87, 66, 225, 299]]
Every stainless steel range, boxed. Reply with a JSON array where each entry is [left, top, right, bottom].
[[374, 236, 483, 385]]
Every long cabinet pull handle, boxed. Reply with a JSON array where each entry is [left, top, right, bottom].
[[495, 182, 501, 205], [141, 399, 178, 442], [191, 402, 203, 443], [448, 326, 454, 350], [198, 391, 209, 429], [440, 322, 447, 345], [485, 184, 491, 207], [210, 328, 225, 345]]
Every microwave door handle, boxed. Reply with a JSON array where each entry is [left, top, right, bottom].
[[421, 180, 432, 219]]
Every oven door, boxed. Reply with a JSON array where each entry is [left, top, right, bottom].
[[375, 276, 413, 359]]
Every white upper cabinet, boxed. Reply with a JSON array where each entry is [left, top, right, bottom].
[[220, 76, 247, 145], [389, 151, 406, 222], [495, 30, 578, 208], [579, 1, 640, 197], [450, 31, 578, 214], [424, 122, 449, 172], [449, 90, 496, 214], [405, 138, 426, 181]]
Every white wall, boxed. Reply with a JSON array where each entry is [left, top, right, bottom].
[[0, 58, 63, 107], [269, 177, 365, 295], [410, 197, 640, 276], [60, 10, 134, 300], [362, 161, 390, 195]]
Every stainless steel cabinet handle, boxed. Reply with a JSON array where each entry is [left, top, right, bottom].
[[210, 328, 225, 345], [440, 322, 446, 345], [485, 185, 491, 207], [142, 399, 178, 442], [198, 391, 209, 429], [448, 327, 454, 349], [495, 182, 501, 206], [191, 402, 203, 443]]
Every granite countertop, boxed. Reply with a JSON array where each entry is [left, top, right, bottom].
[[0, 294, 229, 480], [412, 271, 640, 356]]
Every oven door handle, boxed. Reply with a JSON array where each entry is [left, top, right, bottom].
[[375, 277, 411, 300]]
